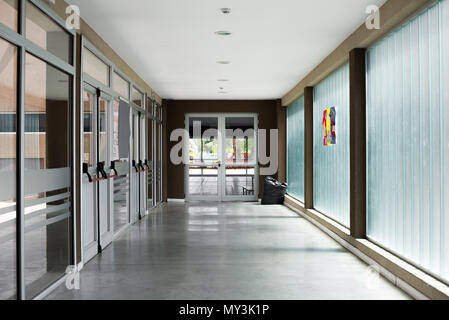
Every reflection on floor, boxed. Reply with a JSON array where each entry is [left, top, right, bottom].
[[113, 200, 128, 232], [46, 201, 410, 300], [188, 177, 218, 196], [188, 176, 255, 196]]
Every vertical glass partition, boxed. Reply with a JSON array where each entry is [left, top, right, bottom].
[[287, 96, 305, 201], [146, 99, 154, 208], [0, 38, 17, 300], [313, 64, 350, 226], [112, 100, 130, 233], [367, 1, 449, 281], [24, 53, 72, 298]]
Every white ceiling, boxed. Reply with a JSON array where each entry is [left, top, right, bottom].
[[67, 0, 386, 100]]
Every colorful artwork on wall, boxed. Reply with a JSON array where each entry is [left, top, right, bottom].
[[322, 107, 336, 146]]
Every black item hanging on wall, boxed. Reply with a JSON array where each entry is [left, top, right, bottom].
[[261, 177, 288, 205]]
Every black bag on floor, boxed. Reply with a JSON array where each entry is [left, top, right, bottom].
[[261, 177, 288, 205]]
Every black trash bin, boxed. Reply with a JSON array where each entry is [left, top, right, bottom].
[[261, 177, 288, 205]]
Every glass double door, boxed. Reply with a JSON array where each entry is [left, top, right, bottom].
[[185, 114, 258, 202], [82, 86, 115, 262]]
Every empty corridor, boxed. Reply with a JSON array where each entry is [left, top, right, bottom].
[[47, 202, 410, 300]]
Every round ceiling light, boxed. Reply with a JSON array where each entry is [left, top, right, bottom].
[[215, 31, 232, 36], [220, 8, 231, 14], [217, 61, 231, 65]]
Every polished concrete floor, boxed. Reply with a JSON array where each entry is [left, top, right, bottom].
[[47, 201, 410, 300]]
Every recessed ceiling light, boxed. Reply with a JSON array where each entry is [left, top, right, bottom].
[[215, 31, 232, 36], [220, 8, 231, 14], [219, 86, 225, 90], [217, 61, 231, 65], [218, 79, 229, 82]]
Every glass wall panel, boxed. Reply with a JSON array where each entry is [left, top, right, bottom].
[[148, 99, 155, 117], [0, 38, 17, 300], [113, 72, 129, 99], [155, 103, 161, 120], [225, 117, 255, 196], [188, 117, 219, 165], [131, 86, 143, 107], [0, 0, 18, 31], [287, 96, 305, 201], [187, 117, 217, 196], [26, 1, 71, 64], [24, 53, 71, 298], [98, 97, 109, 163], [112, 100, 129, 232], [133, 112, 139, 162], [83, 49, 109, 86], [83, 90, 94, 166], [367, 0, 449, 281], [156, 122, 162, 203], [112, 100, 120, 161], [146, 116, 153, 207], [313, 63, 350, 226]]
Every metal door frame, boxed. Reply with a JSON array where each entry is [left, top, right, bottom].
[[0, 0, 77, 299], [80, 84, 99, 262], [220, 113, 259, 202], [184, 113, 259, 202], [97, 90, 114, 249], [184, 114, 222, 202]]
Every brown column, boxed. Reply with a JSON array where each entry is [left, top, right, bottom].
[[162, 99, 168, 202], [276, 99, 286, 182], [349, 48, 367, 238], [304, 87, 314, 209]]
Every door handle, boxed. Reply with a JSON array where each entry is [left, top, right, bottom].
[[108, 161, 118, 179], [143, 160, 151, 171], [138, 160, 146, 172], [132, 160, 139, 173], [97, 162, 108, 179], [83, 163, 93, 182]]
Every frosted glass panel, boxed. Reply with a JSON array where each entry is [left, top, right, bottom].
[[287, 96, 305, 201], [313, 64, 350, 226], [367, 0, 449, 281]]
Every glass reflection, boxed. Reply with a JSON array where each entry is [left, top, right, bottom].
[[24, 53, 72, 298], [83, 90, 94, 166], [26, 1, 72, 64], [0, 0, 18, 31], [0, 38, 17, 300]]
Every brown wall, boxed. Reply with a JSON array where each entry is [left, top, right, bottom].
[[165, 100, 280, 199], [276, 100, 286, 183]]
